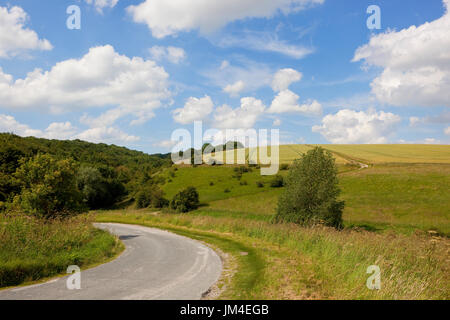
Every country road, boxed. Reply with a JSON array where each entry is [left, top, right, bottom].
[[0, 223, 222, 300]]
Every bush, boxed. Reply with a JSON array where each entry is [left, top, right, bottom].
[[209, 181, 214, 186], [270, 175, 284, 188], [76, 166, 125, 209], [170, 187, 200, 213], [256, 181, 264, 188], [274, 147, 344, 229], [240, 180, 248, 186], [224, 188, 231, 193], [280, 163, 290, 171], [14, 154, 86, 219], [135, 185, 169, 209]]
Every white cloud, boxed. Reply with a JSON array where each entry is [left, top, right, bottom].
[[153, 139, 177, 149], [75, 126, 139, 144], [214, 97, 266, 129], [85, 0, 118, 13], [353, 0, 450, 107], [173, 95, 214, 124], [149, 46, 186, 64], [268, 90, 322, 116], [217, 31, 313, 59], [272, 68, 302, 91], [127, 0, 324, 38], [0, 6, 53, 58], [445, 126, 450, 135], [44, 122, 77, 139], [0, 45, 171, 125], [312, 109, 401, 144], [203, 59, 273, 93], [273, 119, 282, 126], [0, 114, 43, 137], [223, 80, 245, 97], [0, 114, 138, 145]]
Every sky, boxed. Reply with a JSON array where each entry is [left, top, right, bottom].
[[0, 0, 449, 154]]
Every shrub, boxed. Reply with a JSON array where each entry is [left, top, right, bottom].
[[76, 166, 125, 209], [170, 186, 200, 213], [240, 180, 248, 186], [135, 185, 168, 209], [224, 188, 231, 193], [270, 175, 284, 188], [14, 154, 86, 219], [274, 147, 344, 229], [256, 181, 264, 188], [280, 163, 290, 171], [209, 181, 214, 186]]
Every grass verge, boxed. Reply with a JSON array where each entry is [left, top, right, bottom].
[[0, 214, 124, 288], [95, 210, 449, 300]]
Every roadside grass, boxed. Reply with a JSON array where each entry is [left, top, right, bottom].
[[0, 214, 124, 288], [95, 210, 449, 300]]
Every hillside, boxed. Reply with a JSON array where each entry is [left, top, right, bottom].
[[0, 133, 171, 170]]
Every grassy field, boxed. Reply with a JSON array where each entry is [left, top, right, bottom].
[[96, 144, 449, 299], [0, 214, 124, 288]]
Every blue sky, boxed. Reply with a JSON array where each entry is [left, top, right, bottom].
[[0, 0, 449, 154]]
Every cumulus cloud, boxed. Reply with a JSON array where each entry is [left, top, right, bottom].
[[353, 0, 450, 107], [127, 0, 324, 38], [268, 89, 322, 116], [214, 97, 266, 129], [312, 109, 401, 144], [0, 45, 171, 125], [272, 68, 302, 91], [0, 6, 53, 58], [173, 95, 214, 124], [0, 114, 43, 137], [273, 118, 282, 126], [153, 139, 178, 149], [44, 122, 78, 139], [85, 0, 118, 13], [223, 80, 245, 97], [75, 126, 139, 144], [149, 46, 186, 64], [0, 114, 138, 145]]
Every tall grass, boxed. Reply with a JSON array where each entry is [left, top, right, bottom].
[[96, 210, 449, 299], [0, 214, 123, 288]]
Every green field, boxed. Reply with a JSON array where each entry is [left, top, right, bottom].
[[163, 145, 450, 234]]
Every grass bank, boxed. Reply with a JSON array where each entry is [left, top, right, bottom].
[[95, 210, 449, 300], [0, 214, 124, 288]]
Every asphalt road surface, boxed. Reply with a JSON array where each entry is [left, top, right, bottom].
[[0, 223, 222, 300]]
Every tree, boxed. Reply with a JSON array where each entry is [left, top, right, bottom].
[[135, 185, 168, 209], [274, 147, 344, 229], [170, 186, 200, 213], [14, 154, 86, 219]]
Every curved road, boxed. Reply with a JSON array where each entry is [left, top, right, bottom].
[[0, 223, 222, 300]]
